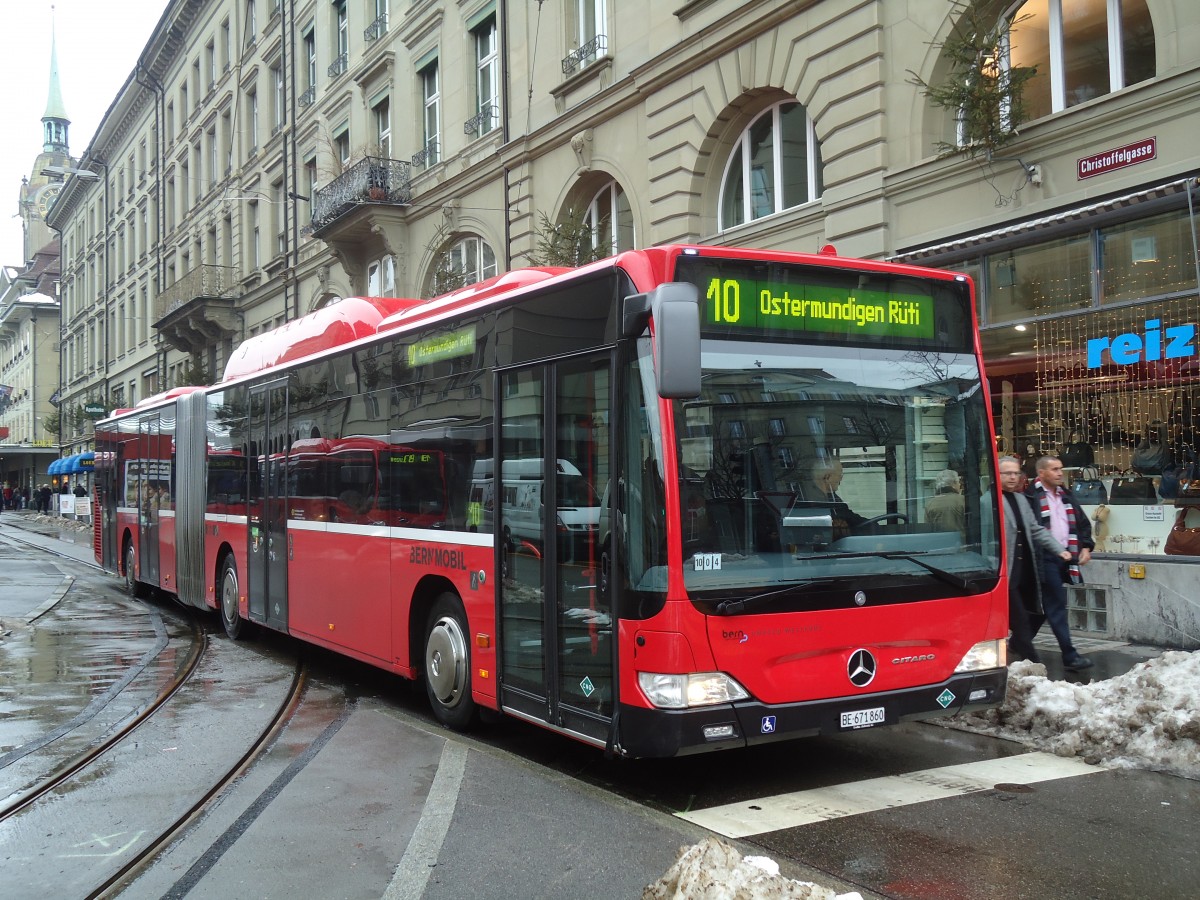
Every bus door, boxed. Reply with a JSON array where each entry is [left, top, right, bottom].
[[247, 380, 289, 631], [137, 415, 161, 586], [498, 353, 612, 745], [96, 434, 117, 572]]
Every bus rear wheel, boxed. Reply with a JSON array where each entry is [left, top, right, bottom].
[[220, 555, 250, 640], [424, 592, 477, 730], [123, 542, 142, 598]]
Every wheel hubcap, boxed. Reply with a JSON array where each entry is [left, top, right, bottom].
[[222, 570, 238, 623], [426, 616, 466, 706]]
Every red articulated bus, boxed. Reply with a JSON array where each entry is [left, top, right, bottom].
[[94, 245, 1009, 757]]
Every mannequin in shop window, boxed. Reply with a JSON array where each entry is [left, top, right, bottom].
[[1020, 442, 1041, 479]]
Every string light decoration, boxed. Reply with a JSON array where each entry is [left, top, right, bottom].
[[1033, 295, 1200, 475]]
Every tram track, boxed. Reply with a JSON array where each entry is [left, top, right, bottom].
[[1, 617, 310, 898], [89, 661, 310, 899], [0, 616, 208, 822], [1, 523, 344, 898]]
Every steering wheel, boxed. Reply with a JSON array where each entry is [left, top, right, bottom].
[[854, 512, 910, 530]]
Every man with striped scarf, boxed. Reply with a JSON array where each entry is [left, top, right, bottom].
[[1024, 455, 1095, 671]]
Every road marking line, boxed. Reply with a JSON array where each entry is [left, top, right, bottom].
[[383, 740, 468, 900], [63, 830, 146, 858], [677, 752, 1104, 838]]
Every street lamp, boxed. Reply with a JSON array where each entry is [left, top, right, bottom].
[[41, 165, 101, 181]]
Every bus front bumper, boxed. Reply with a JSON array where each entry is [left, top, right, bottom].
[[615, 668, 1007, 758]]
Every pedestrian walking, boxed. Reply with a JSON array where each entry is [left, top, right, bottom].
[[1024, 455, 1096, 670], [998, 457, 1070, 663]]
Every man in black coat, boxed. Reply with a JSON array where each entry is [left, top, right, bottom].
[[1024, 455, 1095, 670], [999, 457, 1070, 663]]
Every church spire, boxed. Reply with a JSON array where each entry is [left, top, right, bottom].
[[42, 7, 70, 153]]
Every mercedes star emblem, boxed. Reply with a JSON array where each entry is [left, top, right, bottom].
[[847, 648, 877, 687]]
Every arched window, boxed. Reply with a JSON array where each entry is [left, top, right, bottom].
[[585, 180, 634, 255], [719, 101, 822, 231], [1007, 0, 1155, 120], [433, 235, 497, 295]]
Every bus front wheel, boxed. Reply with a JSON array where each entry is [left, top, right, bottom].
[[220, 555, 251, 641], [424, 592, 477, 730]]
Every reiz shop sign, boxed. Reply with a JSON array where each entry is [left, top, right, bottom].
[[1087, 319, 1197, 368]]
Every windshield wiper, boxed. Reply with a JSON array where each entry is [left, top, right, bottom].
[[713, 581, 816, 616], [710, 585, 816, 619], [804, 550, 974, 590]]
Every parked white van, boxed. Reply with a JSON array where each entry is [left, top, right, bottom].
[[472, 459, 601, 561]]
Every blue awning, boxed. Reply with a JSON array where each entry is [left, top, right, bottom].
[[51, 454, 92, 475]]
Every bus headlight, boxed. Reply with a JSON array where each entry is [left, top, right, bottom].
[[954, 639, 1006, 673], [637, 672, 750, 709]]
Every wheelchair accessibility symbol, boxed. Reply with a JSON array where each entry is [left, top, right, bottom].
[[761, 715, 777, 734]]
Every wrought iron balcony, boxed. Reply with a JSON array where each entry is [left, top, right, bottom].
[[411, 140, 439, 170], [328, 53, 348, 78], [364, 14, 388, 42], [154, 265, 240, 322], [311, 156, 411, 236], [154, 264, 238, 321], [299, 85, 315, 108], [464, 103, 499, 136], [153, 265, 240, 355], [562, 35, 608, 74]]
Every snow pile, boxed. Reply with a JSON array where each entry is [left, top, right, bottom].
[[945, 651, 1200, 777], [643, 655, 1200, 900], [644, 837, 862, 900]]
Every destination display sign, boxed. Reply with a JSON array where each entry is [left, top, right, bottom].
[[702, 276, 935, 339], [407, 324, 476, 367], [674, 256, 970, 348], [389, 452, 435, 465]]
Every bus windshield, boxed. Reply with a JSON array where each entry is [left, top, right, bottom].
[[672, 338, 1001, 601]]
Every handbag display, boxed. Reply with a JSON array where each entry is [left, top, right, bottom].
[[1108, 474, 1157, 504], [1172, 477, 1200, 507], [1167, 449, 1200, 502], [1131, 423, 1170, 476], [1131, 439, 1168, 476], [1160, 464, 1183, 500], [1164, 509, 1200, 556], [1071, 467, 1107, 505], [1061, 441, 1095, 468]]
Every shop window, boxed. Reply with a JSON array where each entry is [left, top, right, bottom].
[[985, 233, 1092, 323], [719, 101, 822, 231], [1100, 210, 1195, 306], [989, 293, 1200, 559], [1006, 0, 1156, 121]]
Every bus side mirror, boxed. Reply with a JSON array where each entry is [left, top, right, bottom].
[[622, 282, 701, 399]]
